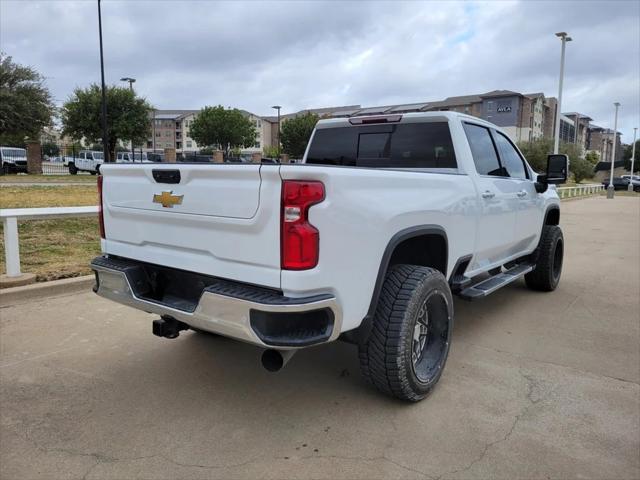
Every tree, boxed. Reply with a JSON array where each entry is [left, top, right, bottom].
[[517, 138, 588, 178], [569, 156, 594, 183], [188, 106, 256, 155], [517, 137, 553, 172], [0, 53, 55, 145], [584, 151, 600, 165], [61, 84, 152, 161], [623, 140, 639, 173], [281, 112, 319, 158], [42, 142, 59, 157], [262, 145, 279, 158]]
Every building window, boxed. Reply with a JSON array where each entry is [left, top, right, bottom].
[[254, 142, 260, 148], [186, 141, 192, 148]]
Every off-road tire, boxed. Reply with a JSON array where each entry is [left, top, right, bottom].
[[525, 225, 564, 291], [358, 264, 454, 402], [69, 163, 78, 175]]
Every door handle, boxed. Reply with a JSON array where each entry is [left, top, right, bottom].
[[481, 191, 495, 199], [516, 190, 527, 198]]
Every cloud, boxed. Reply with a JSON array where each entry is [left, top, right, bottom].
[[1, 0, 638, 140]]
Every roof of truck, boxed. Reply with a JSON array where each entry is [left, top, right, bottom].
[[315, 111, 491, 129]]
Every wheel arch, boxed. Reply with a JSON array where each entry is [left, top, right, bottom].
[[344, 226, 448, 346], [544, 205, 560, 226]]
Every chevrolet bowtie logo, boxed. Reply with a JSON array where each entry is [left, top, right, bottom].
[[153, 191, 183, 208]]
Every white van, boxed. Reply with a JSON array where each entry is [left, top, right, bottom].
[[0, 146, 28, 174]]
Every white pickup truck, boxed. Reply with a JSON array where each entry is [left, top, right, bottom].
[[91, 112, 568, 401], [68, 150, 104, 175]]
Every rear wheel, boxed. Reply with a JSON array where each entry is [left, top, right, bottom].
[[359, 265, 453, 402], [525, 225, 564, 291]]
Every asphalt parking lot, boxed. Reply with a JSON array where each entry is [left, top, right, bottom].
[[1, 196, 639, 480]]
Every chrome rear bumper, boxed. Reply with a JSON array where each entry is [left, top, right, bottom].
[[91, 256, 341, 349]]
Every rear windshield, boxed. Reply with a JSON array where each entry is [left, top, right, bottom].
[[306, 122, 457, 169]]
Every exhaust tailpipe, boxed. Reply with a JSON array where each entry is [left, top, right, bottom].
[[261, 349, 296, 372]]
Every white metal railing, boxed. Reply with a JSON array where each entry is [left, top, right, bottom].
[[1, 206, 98, 277], [556, 183, 604, 199]]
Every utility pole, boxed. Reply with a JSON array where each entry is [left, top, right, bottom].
[[120, 77, 136, 161], [272, 105, 282, 158], [553, 32, 572, 154], [97, 0, 109, 162], [607, 102, 620, 199], [628, 127, 637, 192]]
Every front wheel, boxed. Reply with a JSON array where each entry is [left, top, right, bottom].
[[525, 225, 564, 291], [359, 265, 454, 402], [69, 163, 78, 175]]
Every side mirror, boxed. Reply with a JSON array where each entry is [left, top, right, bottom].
[[545, 154, 569, 184], [535, 154, 569, 192]]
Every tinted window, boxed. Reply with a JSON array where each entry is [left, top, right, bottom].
[[463, 123, 504, 176], [306, 122, 457, 169], [493, 132, 528, 179]]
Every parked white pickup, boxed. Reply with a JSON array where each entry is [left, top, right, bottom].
[[91, 112, 569, 401], [68, 150, 104, 175]]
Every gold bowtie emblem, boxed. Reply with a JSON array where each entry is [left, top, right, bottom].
[[153, 191, 183, 208]]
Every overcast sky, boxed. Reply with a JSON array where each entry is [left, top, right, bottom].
[[1, 0, 639, 141]]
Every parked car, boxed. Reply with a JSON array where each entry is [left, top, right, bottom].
[[603, 177, 640, 191], [621, 174, 640, 182], [68, 150, 104, 175], [116, 152, 150, 163], [0, 146, 28, 174], [91, 112, 568, 401]]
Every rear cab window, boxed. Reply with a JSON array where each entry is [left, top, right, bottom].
[[306, 121, 457, 171]]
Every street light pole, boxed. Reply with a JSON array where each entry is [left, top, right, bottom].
[[120, 77, 136, 161], [97, 0, 109, 162], [553, 32, 572, 155], [607, 102, 621, 199], [628, 127, 637, 192], [272, 105, 281, 158]]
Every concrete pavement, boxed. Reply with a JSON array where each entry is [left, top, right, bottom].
[[1, 196, 638, 479]]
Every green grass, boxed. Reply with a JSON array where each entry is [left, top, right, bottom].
[[0, 174, 97, 183], [0, 185, 100, 283], [0, 218, 100, 282], [0, 185, 97, 209]]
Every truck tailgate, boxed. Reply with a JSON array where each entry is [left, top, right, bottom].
[[100, 163, 282, 288]]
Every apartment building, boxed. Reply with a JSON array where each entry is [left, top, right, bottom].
[[587, 125, 623, 162], [270, 91, 558, 144], [146, 109, 272, 154], [152, 89, 605, 156], [561, 113, 592, 152]]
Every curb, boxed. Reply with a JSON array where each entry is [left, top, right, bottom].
[[0, 275, 95, 307]]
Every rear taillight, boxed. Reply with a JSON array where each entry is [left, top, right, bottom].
[[281, 180, 325, 270], [97, 175, 105, 239]]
